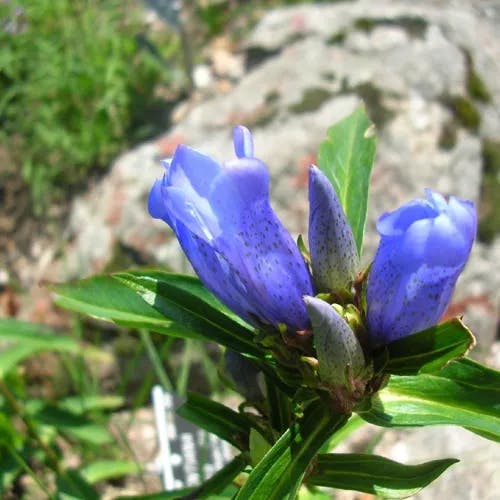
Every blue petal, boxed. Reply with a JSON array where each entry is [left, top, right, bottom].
[[308, 166, 358, 292], [223, 201, 313, 329], [168, 145, 221, 198], [233, 126, 254, 158], [148, 177, 172, 226], [366, 190, 477, 346], [148, 127, 314, 331], [175, 221, 258, 325], [376, 200, 436, 237]]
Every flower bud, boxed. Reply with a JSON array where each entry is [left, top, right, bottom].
[[304, 296, 365, 388], [224, 349, 264, 402], [308, 166, 359, 293]]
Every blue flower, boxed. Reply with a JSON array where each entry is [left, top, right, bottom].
[[308, 166, 358, 293], [366, 189, 477, 346], [148, 126, 314, 330]]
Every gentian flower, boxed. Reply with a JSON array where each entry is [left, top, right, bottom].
[[148, 126, 314, 331], [366, 189, 477, 346], [308, 166, 358, 293]]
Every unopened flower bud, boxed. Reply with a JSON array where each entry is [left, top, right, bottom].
[[308, 166, 359, 293], [304, 296, 365, 388], [224, 349, 264, 402]]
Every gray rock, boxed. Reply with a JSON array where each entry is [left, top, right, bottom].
[[29, 1, 497, 349]]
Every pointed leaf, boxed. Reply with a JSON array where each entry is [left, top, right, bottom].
[[381, 318, 475, 375], [113, 270, 262, 358], [183, 454, 249, 499], [81, 460, 139, 484], [31, 406, 112, 445], [51, 274, 177, 335], [56, 469, 99, 500], [308, 453, 458, 498], [52, 270, 262, 358], [0, 319, 78, 376], [318, 105, 376, 255], [235, 400, 348, 500], [437, 357, 500, 389], [359, 367, 500, 441], [177, 392, 253, 451]]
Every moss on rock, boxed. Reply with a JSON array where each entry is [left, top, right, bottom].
[[288, 87, 332, 114], [444, 95, 481, 132], [478, 139, 500, 243]]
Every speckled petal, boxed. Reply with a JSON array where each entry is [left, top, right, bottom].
[[175, 221, 257, 325], [308, 166, 358, 293], [223, 200, 314, 329], [148, 127, 314, 331], [366, 189, 477, 346]]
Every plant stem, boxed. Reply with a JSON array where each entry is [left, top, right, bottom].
[[7, 445, 56, 499], [0, 379, 61, 473], [139, 329, 174, 391]]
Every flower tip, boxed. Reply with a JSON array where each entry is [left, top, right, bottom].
[[303, 295, 330, 323], [160, 158, 171, 170], [148, 179, 168, 221], [233, 125, 254, 159]]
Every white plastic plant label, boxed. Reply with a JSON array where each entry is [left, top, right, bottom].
[[151, 385, 234, 491]]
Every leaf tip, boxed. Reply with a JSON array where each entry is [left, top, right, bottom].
[[364, 123, 376, 139]]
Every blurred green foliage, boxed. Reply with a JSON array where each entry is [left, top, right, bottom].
[[0, 0, 178, 213], [0, 314, 222, 496]]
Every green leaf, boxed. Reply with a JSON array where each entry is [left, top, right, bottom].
[[0, 319, 78, 376], [0, 448, 21, 494], [249, 428, 272, 466], [113, 270, 261, 357], [265, 375, 291, 434], [52, 270, 263, 357], [31, 406, 112, 445], [80, 460, 139, 484], [381, 318, 475, 375], [308, 453, 458, 498], [318, 105, 377, 255], [359, 369, 500, 441], [51, 274, 177, 336], [321, 414, 365, 452], [184, 454, 249, 499], [0, 413, 23, 449], [177, 392, 253, 451], [437, 357, 500, 389], [235, 400, 348, 500], [56, 469, 99, 500], [115, 489, 194, 500], [58, 395, 124, 415]]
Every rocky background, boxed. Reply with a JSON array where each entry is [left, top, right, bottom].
[[3, 1, 499, 498]]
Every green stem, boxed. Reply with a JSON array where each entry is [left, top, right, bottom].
[[7, 445, 55, 499], [139, 329, 174, 391], [0, 380, 61, 473], [235, 399, 349, 499], [265, 375, 290, 434], [177, 339, 195, 395]]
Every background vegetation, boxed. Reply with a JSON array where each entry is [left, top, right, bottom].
[[0, 0, 317, 497]]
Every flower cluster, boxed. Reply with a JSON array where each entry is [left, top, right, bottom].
[[149, 126, 476, 405]]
